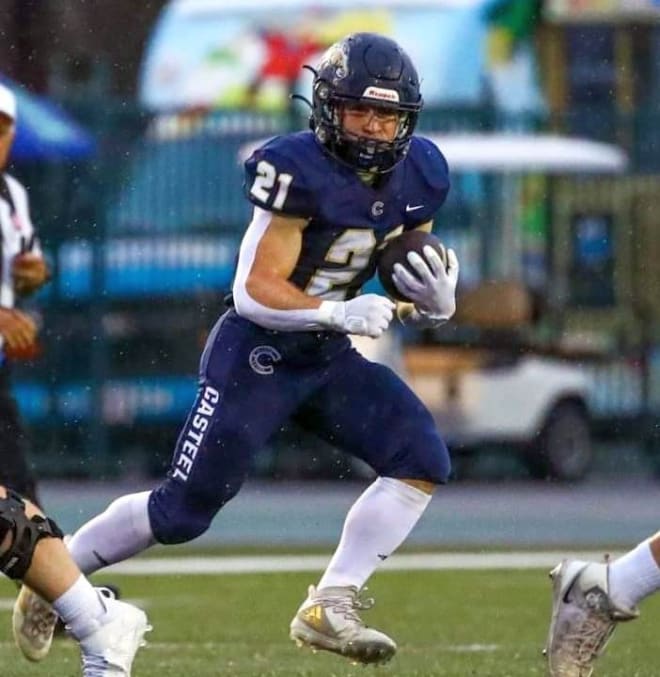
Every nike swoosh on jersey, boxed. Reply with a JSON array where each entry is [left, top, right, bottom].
[[405, 204, 424, 212]]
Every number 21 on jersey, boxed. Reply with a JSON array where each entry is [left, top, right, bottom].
[[250, 160, 293, 210], [306, 226, 404, 300]]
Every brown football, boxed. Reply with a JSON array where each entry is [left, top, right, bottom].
[[377, 230, 447, 302]]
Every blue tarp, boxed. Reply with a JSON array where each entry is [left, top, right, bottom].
[[0, 76, 95, 161]]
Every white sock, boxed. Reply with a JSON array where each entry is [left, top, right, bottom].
[[68, 491, 156, 575], [52, 575, 107, 640], [317, 477, 431, 591], [609, 540, 660, 608]]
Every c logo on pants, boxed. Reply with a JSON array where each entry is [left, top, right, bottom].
[[248, 345, 282, 375]]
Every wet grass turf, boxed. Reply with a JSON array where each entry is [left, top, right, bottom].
[[0, 568, 658, 676]]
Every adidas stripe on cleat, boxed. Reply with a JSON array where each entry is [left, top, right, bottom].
[[289, 584, 396, 665]]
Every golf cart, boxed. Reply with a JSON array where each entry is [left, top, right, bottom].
[[356, 133, 629, 481]]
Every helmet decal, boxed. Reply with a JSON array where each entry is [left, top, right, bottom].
[[362, 86, 400, 103], [318, 43, 348, 80]]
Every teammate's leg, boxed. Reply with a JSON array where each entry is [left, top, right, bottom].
[[609, 531, 660, 609], [290, 348, 449, 664], [2, 486, 149, 673], [546, 531, 660, 676]]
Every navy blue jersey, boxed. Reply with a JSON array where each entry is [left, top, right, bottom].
[[244, 131, 449, 301], [147, 133, 452, 544]]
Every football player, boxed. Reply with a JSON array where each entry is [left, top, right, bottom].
[[15, 32, 459, 667], [0, 485, 148, 675], [546, 532, 660, 675]]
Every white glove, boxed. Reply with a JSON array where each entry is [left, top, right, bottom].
[[392, 246, 459, 322], [320, 294, 395, 338]]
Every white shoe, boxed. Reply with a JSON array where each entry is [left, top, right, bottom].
[[12, 585, 58, 661], [289, 585, 396, 665], [79, 596, 151, 676], [545, 560, 638, 677]]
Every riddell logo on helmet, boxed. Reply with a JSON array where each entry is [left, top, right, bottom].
[[362, 86, 400, 103]]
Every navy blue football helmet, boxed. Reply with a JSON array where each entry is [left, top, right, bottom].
[[309, 32, 423, 174]]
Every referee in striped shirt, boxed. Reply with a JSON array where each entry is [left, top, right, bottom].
[[0, 83, 51, 506]]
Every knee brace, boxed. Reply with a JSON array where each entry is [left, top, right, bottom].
[[0, 491, 63, 580]]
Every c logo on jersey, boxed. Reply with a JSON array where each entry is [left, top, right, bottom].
[[371, 201, 384, 218], [249, 345, 282, 375]]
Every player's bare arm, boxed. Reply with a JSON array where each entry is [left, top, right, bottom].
[[243, 211, 320, 310], [234, 208, 395, 337]]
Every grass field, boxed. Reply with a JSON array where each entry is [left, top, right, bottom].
[[0, 567, 658, 676]]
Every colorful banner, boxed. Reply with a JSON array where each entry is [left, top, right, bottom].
[[140, 0, 543, 113]]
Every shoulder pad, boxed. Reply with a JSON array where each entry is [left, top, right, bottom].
[[244, 133, 320, 218], [408, 136, 450, 194], [404, 137, 450, 223]]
